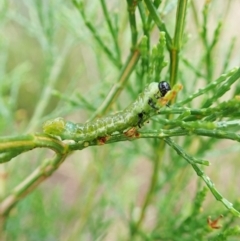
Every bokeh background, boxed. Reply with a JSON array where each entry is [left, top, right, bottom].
[[1, 0, 240, 240]]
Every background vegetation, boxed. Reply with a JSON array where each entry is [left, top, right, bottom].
[[0, 0, 240, 240]]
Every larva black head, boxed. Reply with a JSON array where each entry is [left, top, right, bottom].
[[158, 81, 171, 97]]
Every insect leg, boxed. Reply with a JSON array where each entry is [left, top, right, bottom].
[[137, 112, 147, 128], [148, 98, 159, 110]]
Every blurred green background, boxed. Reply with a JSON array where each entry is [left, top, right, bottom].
[[1, 0, 240, 240]]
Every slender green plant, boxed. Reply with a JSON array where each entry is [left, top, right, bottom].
[[1, 0, 240, 240]]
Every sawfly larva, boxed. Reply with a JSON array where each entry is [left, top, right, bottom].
[[43, 81, 182, 141]]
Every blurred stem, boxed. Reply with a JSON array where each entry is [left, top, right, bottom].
[[131, 140, 166, 238], [1, 124, 240, 225], [67, 159, 102, 239], [222, 37, 236, 73], [0, 134, 68, 155], [127, 0, 138, 48], [176, 67, 240, 106], [182, 57, 205, 78], [164, 137, 240, 217], [144, 0, 172, 50], [26, 38, 73, 133], [201, 2, 212, 81], [0, 153, 68, 230], [100, 0, 121, 61], [169, 0, 188, 86], [200, 2, 222, 82], [72, 0, 121, 68], [89, 47, 140, 120], [2, 126, 240, 163], [190, 0, 199, 28], [138, 1, 149, 37], [0, 165, 6, 199]]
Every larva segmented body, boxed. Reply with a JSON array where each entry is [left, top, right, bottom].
[[43, 81, 177, 142]]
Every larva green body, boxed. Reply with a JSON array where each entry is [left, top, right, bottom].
[[43, 81, 181, 142]]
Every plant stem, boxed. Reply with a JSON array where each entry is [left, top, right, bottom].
[[100, 0, 121, 61], [89, 47, 140, 120], [144, 0, 172, 50], [127, 0, 138, 48], [169, 0, 188, 86], [72, 0, 121, 68], [164, 137, 240, 217], [26, 38, 73, 132], [130, 140, 165, 238], [0, 154, 67, 218]]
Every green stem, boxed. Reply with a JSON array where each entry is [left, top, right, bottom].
[[72, 0, 121, 68], [163, 138, 209, 165], [2, 125, 240, 163], [0, 134, 68, 155], [100, 0, 121, 61], [89, 47, 140, 120], [169, 0, 188, 86], [176, 67, 239, 106], [164, 137, 240, 217], [138, 1, 148, 36], [130, 140, 165, 238], [26, 38, 73, 132], [0, 125, 240, 219], [144, 0, 172, 50], [127, 0, 138, 48], [0, 154, 68, 217], [222, 37, 236, 73], [190, 0, 199, 28]]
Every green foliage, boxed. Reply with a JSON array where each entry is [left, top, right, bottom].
[[0, 0, 240, 240]]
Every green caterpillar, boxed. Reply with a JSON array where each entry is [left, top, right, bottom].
[[43, 81, 182, 141]]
